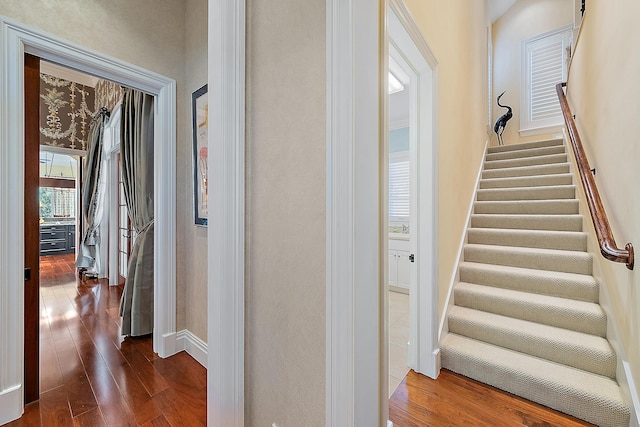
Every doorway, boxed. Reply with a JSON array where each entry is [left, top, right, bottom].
[[387, 0, 439, 388], [0, 18, 177, 422]]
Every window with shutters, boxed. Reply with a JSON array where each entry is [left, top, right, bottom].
[[389, 151, 409, 222], [520, 26, 572, 135]]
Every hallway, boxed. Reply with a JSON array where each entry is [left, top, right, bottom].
[[5, 254, 206, 426]]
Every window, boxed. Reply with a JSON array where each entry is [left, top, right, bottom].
[[521, 26, 572, 135], [389, 151, 409, 221]]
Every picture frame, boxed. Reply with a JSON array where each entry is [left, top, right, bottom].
[[192, 84, 208, 226]]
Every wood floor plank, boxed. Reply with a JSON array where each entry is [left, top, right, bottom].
[[389, 370, 595, 427], [119, 339, 170, 396], [71, 407, 105, 427], [37, 386, 73, 427], [39, 338, 63, 393]]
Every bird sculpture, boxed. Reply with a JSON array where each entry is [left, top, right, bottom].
[[493, 91, 513, 146]]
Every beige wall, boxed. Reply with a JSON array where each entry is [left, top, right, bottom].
[[245, 0, 326, 425], [0, 1, 208, 338], [178, 0, 208, 341], [566, 0, 640, 394], [492, 0, 572, 146], [404, 0, 491, 314]]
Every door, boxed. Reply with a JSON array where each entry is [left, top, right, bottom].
[[24, 53, 40, 404]]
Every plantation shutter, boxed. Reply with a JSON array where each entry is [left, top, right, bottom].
[[521, 26, 572, 133], [389, 155, 409, 220]]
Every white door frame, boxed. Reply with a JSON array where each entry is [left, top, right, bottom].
[[0, 18, 177, 424], [207, 0, 245, 425], [326, 0, 382, 425], [388, 0, 440, 379]]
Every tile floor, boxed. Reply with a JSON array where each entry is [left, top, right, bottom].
[[388, 290, 410, 397]]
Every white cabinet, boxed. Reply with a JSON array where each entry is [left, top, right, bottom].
[[389, 235, 411, 292]]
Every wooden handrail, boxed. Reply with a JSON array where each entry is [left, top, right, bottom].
[[556, 82, 634, 270]]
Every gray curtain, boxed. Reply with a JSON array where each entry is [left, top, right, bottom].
[[119, 88, 155, 336], [76, 111, 109, 270]]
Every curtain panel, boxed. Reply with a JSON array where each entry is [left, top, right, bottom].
[[76, 111, 109, 270], [119, 88, 155, 337]]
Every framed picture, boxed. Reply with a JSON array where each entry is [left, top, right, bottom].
[[192, 84, 208, 226]]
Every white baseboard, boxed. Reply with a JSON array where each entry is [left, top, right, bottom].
[[176, 329, 208, 368], [623, 361, 640, 427], [0, 385, 22, 425], [157, 331, 178, 358], [437, 140, 488, 341]]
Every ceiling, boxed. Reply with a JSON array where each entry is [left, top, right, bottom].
[[487, 0, 519, 23]]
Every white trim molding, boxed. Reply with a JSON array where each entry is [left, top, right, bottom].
[[389, 0, 440, 380], [326, 0, 382, 425], [177, 330, 208, 368], [207, 0, 245, 425], [0, 17, 177, 423]]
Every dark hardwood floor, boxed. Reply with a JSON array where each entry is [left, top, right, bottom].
[[5, 253, 206, 426], [389, 369, 595, 426]]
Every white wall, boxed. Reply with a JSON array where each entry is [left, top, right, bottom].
[[404, 0, 491, 315], [245, 0, 326, 424], [178, 0, 208, 342], [566, 0, 640, 398], [492, 0, 572, 146]]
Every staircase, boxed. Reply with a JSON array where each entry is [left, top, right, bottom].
[[440, 139, 631, 427]]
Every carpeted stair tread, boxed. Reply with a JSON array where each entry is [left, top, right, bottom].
[[482, 162, 570, 179], [487, 139, 563, 154], [464, 243, 592, 275], [447, 306, 616, 378], [440, 333, 630, 427], [485, 145, 565, 162], [471, 214, 582, 231], [441, 139, 630, 424], [467, 228, 587, 251], [479, 173, 573, 189], [473, 199, 579, 215], [458, 261, 599, 302], [477, 185, 575, 201], [484, 153, 567, 170], [453, 282, 606, 336]]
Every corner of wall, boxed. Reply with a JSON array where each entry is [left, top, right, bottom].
[[437, 140, 489, 342], [560, 128, 640, 422], [176, 329, 208, 368]]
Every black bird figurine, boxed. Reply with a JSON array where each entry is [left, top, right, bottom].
[[493, 91, 513, 146]]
